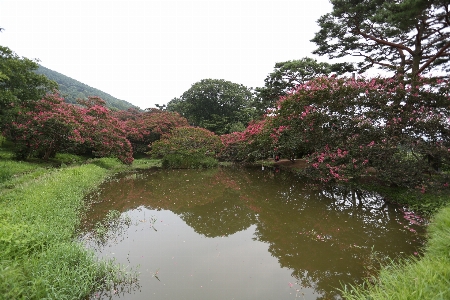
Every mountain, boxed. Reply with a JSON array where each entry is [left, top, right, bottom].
[[35, 65, 139, 111]]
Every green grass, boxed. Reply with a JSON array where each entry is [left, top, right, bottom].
[[0, 150, 152, 299], [131, 157, 162, 169], [341, 205, 450, 300]]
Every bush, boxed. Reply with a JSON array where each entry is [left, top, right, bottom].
[[161, 153, 218, 169], [150, 127, 223, 168]]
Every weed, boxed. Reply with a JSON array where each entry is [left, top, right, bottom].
[[92, 210, 132, 244]]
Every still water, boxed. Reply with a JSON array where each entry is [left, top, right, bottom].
[[80, 166, 426, 300]]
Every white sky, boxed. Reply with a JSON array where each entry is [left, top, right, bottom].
[[1, 0, 333, 109]]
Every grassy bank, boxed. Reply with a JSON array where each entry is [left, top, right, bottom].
[[0, 145, 160, 299]]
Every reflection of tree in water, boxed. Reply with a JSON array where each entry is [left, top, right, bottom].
[[252, 181, 426, 298], [83, 167, 426, 299], [178, 188, 256, 237], [167, 167, 257, 237]]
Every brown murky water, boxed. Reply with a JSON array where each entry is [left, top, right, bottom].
[[80, 166, 426, 300]]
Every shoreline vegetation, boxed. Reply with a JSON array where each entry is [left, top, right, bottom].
[[0, 143, 160, 299], [1, 146, 449, 299]]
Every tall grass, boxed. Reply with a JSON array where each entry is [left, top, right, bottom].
[[341, 205, 450, 300], [0, 157, 138, 299]]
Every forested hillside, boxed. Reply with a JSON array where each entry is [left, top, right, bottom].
[[36, 65, 138, 111]]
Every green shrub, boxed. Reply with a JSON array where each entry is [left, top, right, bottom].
[[150, 126, 223, 159], [150, 127, 222, 169], [54, 153, 86, 165], [89, 157, 123, 169], [161, 153, 218, 169]]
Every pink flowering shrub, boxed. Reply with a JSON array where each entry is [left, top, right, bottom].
[[4, 93, 82, 159], [114, 108, 189, 154], [77, 97, 133, 164], [219, 119, 275, 162], [4, 94, 134, 164], [281, 76, 450, 186], [234, 76, 450, 187]]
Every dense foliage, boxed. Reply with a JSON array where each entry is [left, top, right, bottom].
[[150, 127, 223, 168], [166, 79, 256, 134], [0, 46, 57, 128], [254, 57, 354, 115], [114, 108, 189, 155], [224, 76, 450, 189], [3, 93, 134, 164], [312, 0, 450, 76], [219, 119, 274, 162]]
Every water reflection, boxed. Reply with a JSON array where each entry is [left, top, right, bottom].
[[81, 167, 426, 300]]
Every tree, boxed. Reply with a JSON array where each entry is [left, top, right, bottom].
[[150, 127, 223, 168], [166, 79, 255, 134], [4, 93, 82, 160], [312, 0, 450, 77], [219, 119, 275, 162], [4, 94, 134, 164], [267, 76, 450, 188], [76, 97, 134, 164], [114, 108, 189, 154], [166, 97, 187, 117], [254, 57, 354, 114], [0, 46, 57, 127]]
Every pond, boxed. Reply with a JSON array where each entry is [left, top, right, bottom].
[[80, 166, 426, 300]]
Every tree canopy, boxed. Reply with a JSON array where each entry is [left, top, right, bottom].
[[4, 93, 134, 164], [254, 57, 354, 114], [312, 0, 450, 77], [223, 76, 450, 189], [0, 46, 57, 127], [166, 79, 255, 134]]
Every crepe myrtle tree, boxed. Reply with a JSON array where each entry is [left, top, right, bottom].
[[218, 118, 278, 162], [4, 93, 133, 164], [76, 96, 133, 164], [267, 76, 450, 188], [114, 108, 189, 154], [4, 92, 83, 160], [254, 57, 354, 115]]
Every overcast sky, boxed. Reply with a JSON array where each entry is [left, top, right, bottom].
[[1, 0, 334, 109]]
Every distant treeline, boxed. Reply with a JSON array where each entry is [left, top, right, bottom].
[[36, 65, 139, 111]]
